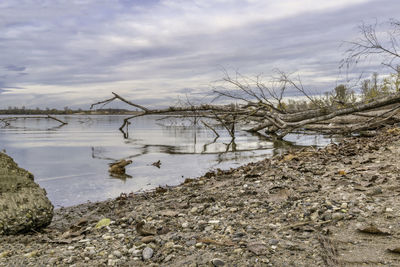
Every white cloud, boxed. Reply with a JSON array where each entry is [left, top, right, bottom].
[[0, 0, 398, 108]]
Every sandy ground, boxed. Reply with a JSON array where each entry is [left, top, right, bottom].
[[1, 126, 400, 266]]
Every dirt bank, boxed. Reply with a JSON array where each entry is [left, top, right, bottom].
[[1, 126, 400, 266]]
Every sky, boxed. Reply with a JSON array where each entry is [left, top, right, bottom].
[[0, 0, 399, 109]]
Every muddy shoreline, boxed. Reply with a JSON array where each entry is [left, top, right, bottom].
[[1, 126, 400, 266]]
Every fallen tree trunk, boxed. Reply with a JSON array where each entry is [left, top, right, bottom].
[[91, 91, 400, 139]]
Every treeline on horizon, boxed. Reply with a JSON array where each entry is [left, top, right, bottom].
[[0, 107, 132, 115]]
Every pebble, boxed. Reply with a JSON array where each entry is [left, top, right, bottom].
[[211, 258, 225, 266], [142, 247, 154, 260], [164, 241, 175, 248], [141, 236, 156, 243], [269, 239, 279, 245], [113, 250, 122, 258], [164, 253, 174, 262], [24, 251, 38, 258], [102, 234, 112, 240], [332, 212, 345, 220], [128, 248, 142, 257], [190, 207, 198, 213]]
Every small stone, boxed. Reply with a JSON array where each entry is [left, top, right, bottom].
[[204, 226, 213, 232], [164, 253, 174, 262], [341, 203, 348, 209], [332, 212, 345, 220], [113, 250, 122, 258], [269, 239, 279, 245], [181, 222, 189, 228], [386, 207, 394, 212], [24, 251, 39, 258], [142, 247, 154, 260], [248, 241, 267, 255], [185, 239, 196, 246], [164, 241, 175, 248], [195, 242, 203, 248], [208, 220, 220, 224], [211, 258, 225, 266], [190, 207, 198, 213], [0, 251, 10, 258], [310, 211, 318, 221], [128, 248, 142, 257], [102, 234, 112, 240], [141, 236, 155, 243], [233, 248, 242, 254], [160, 210, 178, 217]]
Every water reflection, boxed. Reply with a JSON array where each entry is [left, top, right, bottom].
[[0, 115, 337, 207]]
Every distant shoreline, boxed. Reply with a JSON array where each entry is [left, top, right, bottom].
[[0, 109, 141, 116]]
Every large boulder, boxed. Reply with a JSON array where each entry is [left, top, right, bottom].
[[0, 152, 53, 235]]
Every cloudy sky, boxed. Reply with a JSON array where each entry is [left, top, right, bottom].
[[0, 0, 399, 109]]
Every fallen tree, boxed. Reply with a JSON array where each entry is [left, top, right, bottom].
[[91, 82, 400, 140]]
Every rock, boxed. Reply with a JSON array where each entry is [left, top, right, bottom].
[[141, 236, 155, 243], [142, 247, 154, 260], [95, 218, 111, 229], [332, 212, 345, 220], [102, 234, 112, 240], [269, 239, 279, 245], [128, 247, 142, 257], [160, 210, 178, 217], [211, 258, 225, 266], [0, 152, 53, 235], [247, 241, 267, 255], [136, 220, 157, 236], [112, 250, 122, 258]]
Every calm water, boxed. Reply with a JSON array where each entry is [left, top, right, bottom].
[[0, 115, 335, 207]]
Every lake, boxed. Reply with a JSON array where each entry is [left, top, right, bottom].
[[0, 115, 335, 207]]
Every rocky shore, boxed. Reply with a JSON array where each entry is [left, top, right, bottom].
[[1, 126, 400, 266]]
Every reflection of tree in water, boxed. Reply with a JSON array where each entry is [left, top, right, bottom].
[[0, 116, 68, 131], [119, 117, 278, 154], [109, 116, 338, 174]]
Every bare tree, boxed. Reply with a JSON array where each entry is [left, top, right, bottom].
[[341, 19, 400, 73]]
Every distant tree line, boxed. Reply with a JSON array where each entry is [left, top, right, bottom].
[[0, 107, 132, 115]]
